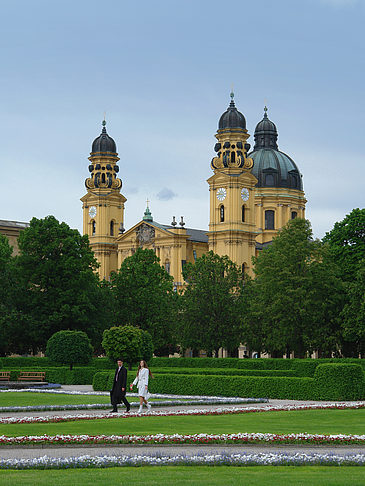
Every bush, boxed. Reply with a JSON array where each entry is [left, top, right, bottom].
[[92, 371, 314, 399], [4, 367, 97, 385], [46, 330, 93, 371], [314, 363, 365, 400], [102, 325, 153, 368], [93, 371, 136, 391], [0, 358, 2, 369], [153, 368, 297, 377]]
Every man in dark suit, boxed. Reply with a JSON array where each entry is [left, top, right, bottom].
[[110, 358, 130, 413]]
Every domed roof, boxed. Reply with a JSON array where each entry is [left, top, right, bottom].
[[253, 106, 278, 150], [250, 108, 303, 190], [218, 92, 246, 130], [91, 120, 117, 154]]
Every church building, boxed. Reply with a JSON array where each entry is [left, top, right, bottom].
[[81, 94, 306, 285]]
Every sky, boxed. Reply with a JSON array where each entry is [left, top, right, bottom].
[[0, 0, 364, 239]]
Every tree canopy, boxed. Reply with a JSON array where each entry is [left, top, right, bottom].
[[46, 330, 93, 370], [178, 251, 244, 356], [14, 216, 109, 352], [109, 248, 176, 351], [102, 325, 153, 369], [323, 208, 365, 282], [243, 219, 344, 357]]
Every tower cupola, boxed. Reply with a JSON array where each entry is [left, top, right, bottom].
[[218, 92, 246, 130], [91, 120, 117, 154], [211, 92, 253, 171], [253, 106, 278, 150]]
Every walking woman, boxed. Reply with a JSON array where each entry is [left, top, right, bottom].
[[130, 360, 153, 413]]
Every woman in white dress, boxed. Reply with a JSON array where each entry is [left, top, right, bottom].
[[130, 360, 153, 413]]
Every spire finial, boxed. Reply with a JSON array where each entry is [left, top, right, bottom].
[[229, 86, 235, 107], [264, 105, 268, 118], [102, 115, 106, 132], [143, 199, 153, 222], [146, 198, 150, 208]]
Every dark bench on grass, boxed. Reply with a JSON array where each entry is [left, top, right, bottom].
[[0, 371, 11, 382], [17, 371, 46, 382]]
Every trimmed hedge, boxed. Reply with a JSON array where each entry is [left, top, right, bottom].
[[2, 367, 97, 385], [314, 364, 365, 400], [154, 368, 297, 377], [93, 364, 365, 400], [149, 358, 365, 375]]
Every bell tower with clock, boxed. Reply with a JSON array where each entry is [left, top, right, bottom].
[[81, 120, 126, 280], [207, 93, 258, 275]]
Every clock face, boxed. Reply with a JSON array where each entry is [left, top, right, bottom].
[[241, 188, 249, 201], [216, 187, 227, 201], [88, 206, 97, 218]]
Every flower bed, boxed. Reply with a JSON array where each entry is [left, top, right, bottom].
[[0, 452, 365, 469], [0, 402, 364, 425], [1, 431, 365, 446]]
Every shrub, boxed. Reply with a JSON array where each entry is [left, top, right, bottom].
[[46, 330, 93, 370], [153, 368, 297, 377], [102, 325, 153, 368], [314, 363, 365, 400]]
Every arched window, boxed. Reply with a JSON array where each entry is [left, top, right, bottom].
[[265, 210, 275, 230], [102, 173, 106, 184], [220, 205, 225, 222], [242, 205, 245, 222], [291, 211, 297, 220], [242, 263, 245, 274], [231, 151, 235, 163], [165, 260, 170, 274], [265, 174, 275, 186], [110, 220, 114, 236], [92, 220, 96, 235]]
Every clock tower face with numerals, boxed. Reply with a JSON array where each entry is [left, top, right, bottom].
[[216, 187, 227, 201], [241, 188, 249, 201]]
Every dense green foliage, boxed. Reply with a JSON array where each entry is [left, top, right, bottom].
[[178, 251, 243, 356], [45, 330, 93, 370], [1, 216, 110, 354], [102, 325, 153, 368], [243, 219, 344, 358], [109, 248, 176, 352], [323, 208, 365, 282], [314, 363, 365, 400], [93, 362, 365, 400], [3, 367, 97, 385]]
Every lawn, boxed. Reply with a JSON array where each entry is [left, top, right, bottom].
[[0, 466, 364, 485], [0, 392, 147, 407], [1, 408, 364, 437]]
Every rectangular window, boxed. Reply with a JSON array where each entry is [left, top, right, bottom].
[[265, 210, 275, 230], [193, 250, 197, 261]]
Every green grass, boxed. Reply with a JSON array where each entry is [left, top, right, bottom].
[[0, 466, 364, 485], [0, 392, 166, 407], [1, 408, 364, 437]]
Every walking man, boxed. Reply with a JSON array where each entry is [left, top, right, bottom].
[[110, 358, 130, 413]]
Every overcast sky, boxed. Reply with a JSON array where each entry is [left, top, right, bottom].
[[1, 0, 364, 239]]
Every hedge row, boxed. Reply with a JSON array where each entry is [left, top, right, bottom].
[[154, 368, 297, 377], [149, 357, 365, 376], [93, 364, 365, 400], [1, 367, 96, 385], [0, 357, 115, 369]]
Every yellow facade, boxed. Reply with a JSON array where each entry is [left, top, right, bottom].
[[82, 99, 306, 283], [0, 219, 29, 255]]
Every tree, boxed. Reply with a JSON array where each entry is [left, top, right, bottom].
[[178, 251, 244, 356], [15, 216, 109, 352], [110, 248, 175, 350], [323, 208, 365, 282], [0, 235, 16, 355], [243, 219, 344, 357], [102, 325, 153, 369], [341, 261, 365, 357], [46, 330, 93, 370]]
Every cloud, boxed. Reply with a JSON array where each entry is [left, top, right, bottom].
[[156, 187, 177, 201]]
